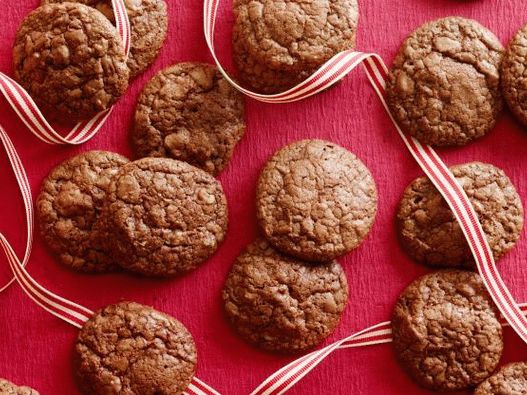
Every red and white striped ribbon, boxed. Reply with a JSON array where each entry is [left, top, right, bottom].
[[204, 0, 527, 392], [0, 0, 130, 146], [0, 125, 221, 394]]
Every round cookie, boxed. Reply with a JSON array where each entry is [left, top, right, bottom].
[[37, 151, 129, 273], [223, 238, 349, 353], [232, 0, 359, 93], [256, 139, 377, 262], [0, 379, 39, 395], [386, 17, 503, 146], [132, 63, 246, 175], [41, 0, 168, 78], [100, 157, 228, 277], [75, 302, 196, 395], [397, 162, 524, 268], [502, 24, 527, 127], [13, 3, 129, 123], [392, 270, 503, 391], [475, 362, 527, 395]]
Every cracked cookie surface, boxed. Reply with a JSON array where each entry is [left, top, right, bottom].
[[256, 139, 377, 262], [37, 151, 129, 273], [41, 0, 168, 78], [0, 379, 39, 395], [223, 238, 348, 353], [502, 24, 527, 127], [233, 0, 359, 93], [75, 301, 196, 395], [386, 17, 503, 146], [13, 3, 129, 123], [397, 162, 524, 268], [132, 63, 246, 175], [475, 362, 527, 395], [392, 270, 503, 391], [100, 158, 228, 277]]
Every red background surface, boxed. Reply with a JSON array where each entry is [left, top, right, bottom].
[[1, 1, 527, 394]]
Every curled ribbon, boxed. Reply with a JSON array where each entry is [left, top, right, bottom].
[[203, 0, 527, 392], [0, 125, 221, 395]]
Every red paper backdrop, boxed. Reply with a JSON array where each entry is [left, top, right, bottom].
[[1, 1, 527, 394]]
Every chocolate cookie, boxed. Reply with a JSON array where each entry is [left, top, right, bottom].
[[392, 270, 503, 391], [223, 238, 348, 353], [100, 158, 228, 277], [37, 151, 129, 273], [132, 63, 246, 175], [0, 379, 39, 395], [256, 139, 377, 262], [41, 0, 168, 78], [386, 17, 503, 146], [502, 24, 527, 127], [475, 362, 527, 395], [13, 3, 129, 123], [75, 302, 196, 395], [397, 162, 524, 268], [232, 0, 359, 93]]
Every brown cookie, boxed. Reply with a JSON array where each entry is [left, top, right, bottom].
[[223, 238, 348, 353], [397, 162, 524, 268], [75, 301, 196, 395], [502, 24, 527, 128], [132, 63, 246, 175], [41, 0, 168, 78], [100, 158, 228, 277], [13, 3, 129, 124], [0, 379, 39, 395], [475, 362, 527, 395], [232, 0, 359, 93], [37, 151, 129, 273], [386, 17, 503, 146], [392, 270, 503, 391], [256, 139, 377, 262]]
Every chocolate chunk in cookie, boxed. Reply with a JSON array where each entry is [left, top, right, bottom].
[[41, 0, 168, 78], [37, 151, 129, 273], [223, 238, 348, 353], [475, 362, 527, 395], [256, 139, 377, 262], [386, 17, 503, 146], [75, 302, 196, 395], [392, 270, 503, 391], [13, 3, 129, 123], [397, 162, 523, 268], [0, 379, 39, 395], [502, 24, 527, 128], [232, 0, 359, 93], [132, 63, 246, 175], [100, 158, 228, 277]]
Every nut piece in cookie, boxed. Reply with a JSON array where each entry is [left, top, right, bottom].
[[41, 0, 169, 78], [132, 63, 246, 175], [0, 379, 39, 395], [397, 162, 524, 268], [37, 151, 129, 273], [75, 301, 196, 395], [223, 238, 349, 353], [232, 0, 359, 93], [475, 362, 527, 394], [256, 139, 377, 262], [386, 17, 503, 146], [13, 3, 129, 124], [502, 24, 527, 128], [392, 270, 503, 391], [100, 158, 228, 277]]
